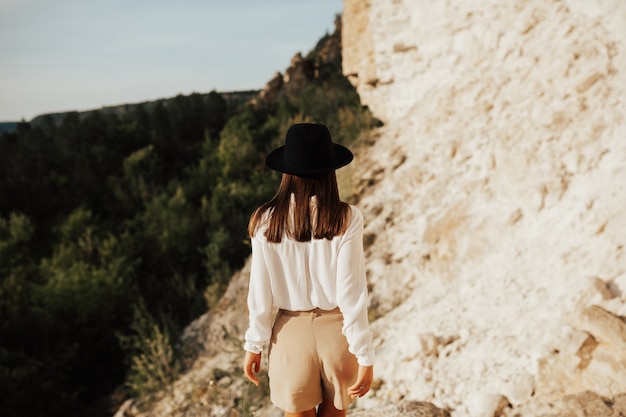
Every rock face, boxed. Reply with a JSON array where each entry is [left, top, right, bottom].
[[258, 15, 342, 106], [258, 52, 315, 104], [342, 0, 626, 416], [257, 39, 326, 105]]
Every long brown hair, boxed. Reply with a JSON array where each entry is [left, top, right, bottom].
[[248, 171, 351, 242]]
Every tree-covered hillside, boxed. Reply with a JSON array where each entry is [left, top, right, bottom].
[[0, 23, 377, 417]]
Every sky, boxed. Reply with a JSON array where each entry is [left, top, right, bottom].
[[0, 0, 343, 122]]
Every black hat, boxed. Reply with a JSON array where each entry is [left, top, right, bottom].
[[265, 123, 353, 175]]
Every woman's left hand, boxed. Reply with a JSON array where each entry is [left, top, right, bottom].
[[244, 351, 262, 386]]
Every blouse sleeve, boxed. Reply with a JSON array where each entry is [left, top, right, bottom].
[[335, 206, 375, 366], [244, 233, 274, 353]]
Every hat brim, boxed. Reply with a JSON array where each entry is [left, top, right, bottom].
[[265, 143, 353, 175]]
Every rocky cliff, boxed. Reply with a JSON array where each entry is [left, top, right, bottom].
[[341, 0, 626, 416], [115, 1, 626, 417]]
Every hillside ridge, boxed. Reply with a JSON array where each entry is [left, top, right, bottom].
[[114, 1, 626, 416]]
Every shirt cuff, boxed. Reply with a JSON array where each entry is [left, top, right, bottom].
[[356, 350, 375, 366], [244, 341, 263, 354]]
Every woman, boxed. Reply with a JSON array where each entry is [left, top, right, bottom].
[[243, 123, 374, 417]]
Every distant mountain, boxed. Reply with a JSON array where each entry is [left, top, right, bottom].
[[0, 90, 260, 134], [0, 122, 17, 135]]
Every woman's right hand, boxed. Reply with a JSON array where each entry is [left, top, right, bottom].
[[348, 365, 374, 398], [244, 351, 262, 386]]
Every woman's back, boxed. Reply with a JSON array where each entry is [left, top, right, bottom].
[[251, 197, 365, 312]]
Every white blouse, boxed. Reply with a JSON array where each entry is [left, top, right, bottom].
[[244, 197, 375, 366]]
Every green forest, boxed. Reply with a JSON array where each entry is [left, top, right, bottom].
[[0, 28, 377, 417]]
